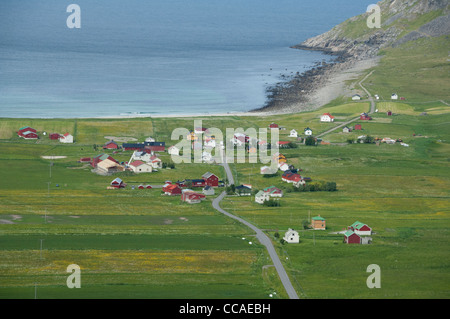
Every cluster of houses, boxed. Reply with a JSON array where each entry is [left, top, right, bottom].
[[282, 215, 327, 243], [17, 126, 73, 143], [344, 221, 373, 244], [342, 124, 363, 133], [255, 186, 283, 204], [159, 172, 222, 204], [281, 218, 373, 245], [353, 93, 404, 101]]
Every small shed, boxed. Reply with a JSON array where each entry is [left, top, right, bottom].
[[354, 124, 362, 130], [49, 133, 60, 140]]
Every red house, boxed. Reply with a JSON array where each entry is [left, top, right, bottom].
[[282, 171, 302, 183], [344, 230, 361, 244], [202, 172, 219, 187], [181, 191, 206, 204], [360, 113, 372, 120], [354, 124, 362, 130], [163, 184, 182, 195], [103, 140, 119, 150]]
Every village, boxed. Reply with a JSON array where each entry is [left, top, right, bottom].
[[15, 112, 387, 247]]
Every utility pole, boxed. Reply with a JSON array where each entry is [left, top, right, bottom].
[[40, 239, 44, 259]]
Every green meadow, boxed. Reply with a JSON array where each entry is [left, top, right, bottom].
[[0, 98, 449, 299]]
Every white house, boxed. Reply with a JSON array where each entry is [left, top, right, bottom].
[[130, 151, 152, 163], [374, 94, 380, 100], [320, 113, 335, 122], [59, 133, 73, 143], [145, 137, 155, 142], [278, 162, 289, 172], [168, 145, 180, 156], [304, 127, 313, 136], [255, 190, 270, 204], [289, 129, 298, 137], [352, 94, 361, 101], [129, 160, 153, 173], [342, 126, 351, 133], [149, 155, 162, 169], [283, 228, 299, 243], [391, 93, 398, 100]]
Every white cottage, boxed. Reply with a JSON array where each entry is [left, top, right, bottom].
[[289, 129, 298, 137], [304, 127, 313, 136], [283, 228, 299, 243], [320, 113, 335, 122], [352, 94, 361, 100], [391, 93, 398, 100]]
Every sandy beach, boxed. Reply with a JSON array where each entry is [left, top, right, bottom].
[[89, 56, 379, 120]]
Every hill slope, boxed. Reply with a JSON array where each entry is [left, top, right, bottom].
[[257, 0, 450, 113]]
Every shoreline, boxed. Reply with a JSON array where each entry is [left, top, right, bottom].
[[251, 47, 379, 114]]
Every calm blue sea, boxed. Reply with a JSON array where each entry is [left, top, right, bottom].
[[0, 0, 372, 118]]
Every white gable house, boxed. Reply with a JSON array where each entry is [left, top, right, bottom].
[[289, 129, 298, 137], [59, 133, 74, 144], [283, 228, 299, 243]]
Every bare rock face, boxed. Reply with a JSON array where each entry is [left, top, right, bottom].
[[295, 0, 450, 60]]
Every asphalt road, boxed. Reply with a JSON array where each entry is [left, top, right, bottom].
[[213, 148, 300, 299]]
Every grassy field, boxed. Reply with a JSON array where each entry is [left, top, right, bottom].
[[0, 98, 449, 299]]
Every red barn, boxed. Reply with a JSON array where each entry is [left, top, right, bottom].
[[354, 124, 362, 130], [202, 172, 219, 187], [163, 184, 182, 195], [110, 178, 126, 189], [18, 126, 36, 135], [269, 123, 279, 129], [344, 230, 361, 244], [49, 133, 60, 140], [103, 140, 119, 149], [360, 113, 372, 120], [20, 131, 39, 139], [144, 142, 165, 153]]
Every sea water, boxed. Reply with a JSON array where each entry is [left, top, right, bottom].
[[0, 0, 371, 118]]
